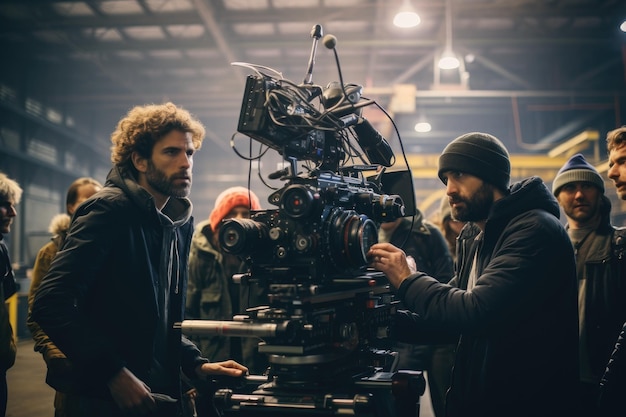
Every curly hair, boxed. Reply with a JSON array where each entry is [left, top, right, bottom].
[[0, 172, 22, 204], [606, 126, 626, 152], [110, 102, 206, 171]]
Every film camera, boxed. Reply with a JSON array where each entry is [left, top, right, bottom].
[[177, 25, 424, 416]]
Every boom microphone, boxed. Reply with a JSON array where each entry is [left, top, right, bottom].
[[322, 34, 337, 49]]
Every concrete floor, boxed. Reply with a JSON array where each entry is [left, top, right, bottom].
[[6, 339, 56, 417], [6, 339, 435, 417]]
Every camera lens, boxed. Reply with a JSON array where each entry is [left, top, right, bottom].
[[219, 218, 268, 255], [356, 192, 405, 223], [376, 194, 405, 221]]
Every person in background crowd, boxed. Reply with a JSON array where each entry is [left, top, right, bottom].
[[0, 172, 21, 417], [31, 102, 247, 417], [186, 186, 267, 373], [552, 153, 626, 416], [27, 177, 103, 417], [435, 194, 466, 263], [598, 126, 626, 416], [607, 126, 626, 201], [368, 132, 579, 417], [378, 211, 453, 417]]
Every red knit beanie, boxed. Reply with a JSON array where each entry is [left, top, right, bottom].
[[209, 186, 261, 232]]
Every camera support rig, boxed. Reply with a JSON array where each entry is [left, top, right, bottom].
[[178, 272, 425, 416], [176, 24, 424, 416]]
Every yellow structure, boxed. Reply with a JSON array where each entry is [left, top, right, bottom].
[[6, 293, 17, 339]]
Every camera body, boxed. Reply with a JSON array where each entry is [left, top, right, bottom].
[[219, 172, 404, 287], [226, 69, 405, 289]]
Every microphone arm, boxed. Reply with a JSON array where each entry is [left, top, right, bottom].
[[303, 24, 323, 85]]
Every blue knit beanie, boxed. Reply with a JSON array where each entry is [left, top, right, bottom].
[[438, 132, 511, 191], [552, 153, 604, 196]]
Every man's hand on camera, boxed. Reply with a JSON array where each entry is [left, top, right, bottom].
[[196, 360, 248, 379], [368, 242, 414, 289]]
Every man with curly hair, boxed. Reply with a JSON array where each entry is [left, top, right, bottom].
[[32, 102, 247, 417]]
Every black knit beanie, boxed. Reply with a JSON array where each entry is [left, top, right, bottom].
[[438, 132, 511, 191], [552, 153, 604, 196]]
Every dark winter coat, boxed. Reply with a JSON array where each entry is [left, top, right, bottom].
[[31, 166, 208, 405], [575, 196, 626, 381], [0, 238, 16, 372], [394, 177, 579, 417], [599, 320, 626, 416]]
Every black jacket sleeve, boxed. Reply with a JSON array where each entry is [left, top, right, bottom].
[[390, 307, 461, 345], [599, 321, 626, 416]]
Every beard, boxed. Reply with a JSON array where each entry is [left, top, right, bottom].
[[145, 159, 191, 198], [451, 182, 495, 222], [0, 220, 11, 234], [562, 203, 598, 224]]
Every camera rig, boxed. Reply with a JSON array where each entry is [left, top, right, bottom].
[[176, 25, 423, 416], [179, 273, 425, 416]]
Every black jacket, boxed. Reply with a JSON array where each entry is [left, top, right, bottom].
[[577, 197, 626, 379], [599, 321, 626, 416], [0, 238, 17, 372], [31, 166, 208, 402], [394, 177, 579, 417]]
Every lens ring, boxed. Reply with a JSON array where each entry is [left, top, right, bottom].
[[325, 208, 377, 271], [281, 185, 315, 219], [344, 214, 377, 267]]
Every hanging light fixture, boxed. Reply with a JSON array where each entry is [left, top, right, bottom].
[[414, 108, 432, 133], [438, 0, 460, 70], [393, 0, 421, 28], [414, 120, 432, 133]]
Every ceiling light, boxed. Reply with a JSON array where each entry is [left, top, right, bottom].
[[414, 112, 432, 133], [393, 0, 421, 28], [621, 19, 626, 32], [414, 121, 432, 133], [438, 50, 460, 70]]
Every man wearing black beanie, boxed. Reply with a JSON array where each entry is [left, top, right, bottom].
[[437, 132, 511, 192], [368, 132, 580, 417]]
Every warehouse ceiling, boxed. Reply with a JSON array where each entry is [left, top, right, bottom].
[[1, 0, 625, 217]]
